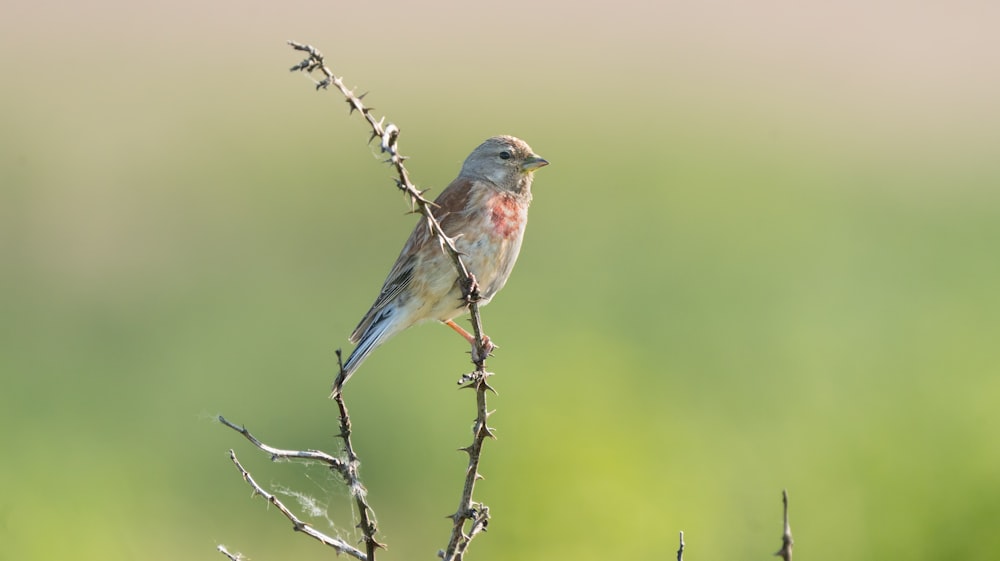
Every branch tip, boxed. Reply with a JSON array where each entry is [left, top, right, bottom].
[[774, 489, 794, 561]]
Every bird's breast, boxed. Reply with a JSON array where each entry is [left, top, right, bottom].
[[488, 193, 527, 239]]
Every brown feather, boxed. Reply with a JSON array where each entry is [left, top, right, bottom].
[[348, 176, 476, 343]]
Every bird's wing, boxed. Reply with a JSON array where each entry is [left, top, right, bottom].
[[349, 249, 417, 344], [430, 176, 478, 233], [348, 176, 476, 344]]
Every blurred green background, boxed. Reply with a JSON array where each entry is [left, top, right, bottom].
[[2, 1, 999, 559]]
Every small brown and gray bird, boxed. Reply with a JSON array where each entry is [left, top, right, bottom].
[[341, 135, 547, 381]]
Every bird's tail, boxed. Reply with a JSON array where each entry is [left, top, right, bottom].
[[338, 309, 396, 388]]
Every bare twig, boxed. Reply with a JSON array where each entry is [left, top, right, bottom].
[[220, 410, 383, 560], [219, 415, 347, 474], [216, 545, 243, 561], [332, 350, 384, 560], [676, 531, 685, 561], [227, 449, 367, 560], [441, 371, 496, 561], [774, 489, 794, 561]]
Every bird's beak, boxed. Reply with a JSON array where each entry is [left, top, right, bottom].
[[522, 155, 549, 173]]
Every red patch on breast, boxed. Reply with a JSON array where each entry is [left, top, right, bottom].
[[490, 195, 523, 238]]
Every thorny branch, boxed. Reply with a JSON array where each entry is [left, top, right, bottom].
[[332, 350, 385, 559], [225, 448, 367, 560], [219, 415, 346, 473], [442, 371, 496, 561], [676, 531, 685, 561], [219, 411, 382, 559], [288, 40, 498, 560]]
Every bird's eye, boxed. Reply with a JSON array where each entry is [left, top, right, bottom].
[[499, 151, 512, 160]]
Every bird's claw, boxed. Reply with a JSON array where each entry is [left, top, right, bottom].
[[464, 273, 481, 303], [471, 335, 496, 364]]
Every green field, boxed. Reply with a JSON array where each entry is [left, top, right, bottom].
[[3, 2, 999, 560]]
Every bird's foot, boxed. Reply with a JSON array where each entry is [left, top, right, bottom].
[[444, 319, 496, 364], [471, 335, 496, 364], [465, 273, 480, 302]]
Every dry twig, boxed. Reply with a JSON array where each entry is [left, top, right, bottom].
[[219, 411, 381, 560], [225, 447, 367, 560], [219, 415, 346, 472], [441, 371, 496, 561], [774, 489, 794, 561], [216, 545, 244, 561], [332, 350, 384, 559]]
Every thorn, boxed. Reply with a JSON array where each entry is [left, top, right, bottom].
[[365, 536, 388, 551], [287, 41, 313, 54]]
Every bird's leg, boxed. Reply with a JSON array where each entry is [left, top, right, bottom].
[[444, 319, 475, 343], [443, 319, 496, 363]]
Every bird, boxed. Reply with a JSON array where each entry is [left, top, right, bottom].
[[339, 135, 548, 383]]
